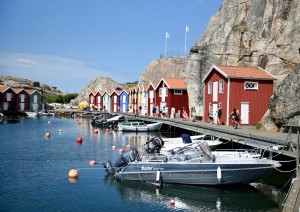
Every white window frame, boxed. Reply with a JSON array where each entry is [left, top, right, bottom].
[[208, 82, 212, 94], [219, 80, 224, 93], [174, 89, 183, 95], [244, 81, 258, 90], [159, 88, 168, 97]]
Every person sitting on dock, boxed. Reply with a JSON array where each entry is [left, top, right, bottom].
[[182, 107, 189, 121]]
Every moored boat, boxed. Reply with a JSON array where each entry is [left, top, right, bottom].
[[104, 141, 281, 186], [118, 121, 162, 132], [161, 134, 222, 151]]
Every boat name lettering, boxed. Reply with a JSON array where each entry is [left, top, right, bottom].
[[141, 166, 164, 171]]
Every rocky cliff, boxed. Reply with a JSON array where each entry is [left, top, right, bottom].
[[184, 0, 299, 117], [71, 77, 124, 105]]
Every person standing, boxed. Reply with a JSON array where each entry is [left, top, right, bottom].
[[217, 104, 222, 126], [208, 107, 214, 124]]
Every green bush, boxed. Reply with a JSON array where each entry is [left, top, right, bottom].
[[255, 122, 263, 129]]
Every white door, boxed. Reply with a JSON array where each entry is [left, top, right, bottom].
[[213, 81, 218, 102], [33, 103, 38, 111], [20, 103, 25, 111], [241, 102, 249, 124], [213, 103, 218, 124], [122, 103, 126, 112], [3, 102, 8, 110]]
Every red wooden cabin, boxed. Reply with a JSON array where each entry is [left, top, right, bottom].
[[155, 78, 189, 118], [202, 65, 277, 126]]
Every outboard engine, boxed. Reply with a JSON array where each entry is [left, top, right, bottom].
[[145, 137, 164, 154], [103, 160, 115, 175], [114, 148, 140, 168]]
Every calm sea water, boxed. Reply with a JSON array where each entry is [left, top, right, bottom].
[[0, 117, 288, 211]]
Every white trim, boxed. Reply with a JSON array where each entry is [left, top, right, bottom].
[[226, 79, 230, 126]]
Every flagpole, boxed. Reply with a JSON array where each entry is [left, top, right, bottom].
[[185, 29, 187, 55], [185, 25, 189, 55], [165, 35, 167, 58]]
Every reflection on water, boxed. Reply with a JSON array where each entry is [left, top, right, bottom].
[[0, 117, 290, 211], [104, 176, 281, 211]]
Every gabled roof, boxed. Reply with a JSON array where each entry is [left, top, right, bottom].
[[146, 82, 159, 91], [120, 89, 129, 95], [158, 78, 186, 89], [110, 90, 122, 96], [25, 89, 41, 95], [12, 88, 25, 94], [202, 65, 277, 82], [0, 85, 10, 93]]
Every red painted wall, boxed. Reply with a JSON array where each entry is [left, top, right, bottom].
[[204, 69, 274, 125]]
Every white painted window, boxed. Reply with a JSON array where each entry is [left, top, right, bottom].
[[174, 89, 183, 95], [208, 82, 212, 94], [159, 88, 168, 97], [219, 80, 224, 93], [244, 82, 258, 90], [20, 94, 25, 102], [34, 95, 38, 103], [97, 96, 101, 103], [6, 93, 12, 101]]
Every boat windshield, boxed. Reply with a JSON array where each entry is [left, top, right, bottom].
[[170, 142, 212, 161]]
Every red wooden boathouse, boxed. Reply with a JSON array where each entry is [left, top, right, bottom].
[[202, 65, 277, 126]]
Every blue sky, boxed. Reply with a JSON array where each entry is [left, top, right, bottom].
[[0, 0, 223, 93]]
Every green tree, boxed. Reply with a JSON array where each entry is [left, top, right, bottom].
[[33, 81, 40, 87]]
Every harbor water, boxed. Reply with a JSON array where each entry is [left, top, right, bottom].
[[0, 116, 290, 211]]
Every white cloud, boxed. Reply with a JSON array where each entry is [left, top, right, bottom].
[[0, 52, 113, 93]]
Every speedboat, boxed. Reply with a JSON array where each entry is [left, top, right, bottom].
[[104, 140, 281, 186], [161, 134, 222, 151], [118, 121, 162, 132]]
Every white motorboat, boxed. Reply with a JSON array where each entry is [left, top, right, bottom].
[[104, 140, 281, 185], [118, 121, 162, 132], [161, 134, 222, 151]]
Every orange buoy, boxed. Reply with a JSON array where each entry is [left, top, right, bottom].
[[125, 144, 131, 150], [89, 160, 97, 166], [94, 129, 99, 134], [76, 136, 83, 143], [118, 149, 124, 154], [105, 128, 109, 133], [112, 145, 116, 150], [45, 132, 51, 138], [68, 169, 78, 178], [170, 199, 175, 206]]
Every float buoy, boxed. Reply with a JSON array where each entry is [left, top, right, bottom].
[[68, 169, 78, 178], [94, 129, 99, 134], [217, 166, 222, 181], [76, 136, 83, 143], [170, 199, 175, 206], [125, 144, 131, 150], [118, 149, 124, 154], [45, 132, 51, 138], [105, 128, 109, 133], [48, 121, 51, 124], [59, 129, 62, 132], [112, 145, 116, 150], [89, 160, 97, 166]]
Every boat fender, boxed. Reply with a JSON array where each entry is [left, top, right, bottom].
[[211, 154, 216, 163], [156, 170, 160, 182], [217, 166, 222, 181]]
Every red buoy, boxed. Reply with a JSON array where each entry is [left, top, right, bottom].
[[68, 169, 78, 178], [76, 136, 83, 143], [94, 129, 99, 134], [105, 128, 109, 133], [89, 160, 97, 166], [118, 149, 124, 154], [45, 132, 51, 138], [170, 199, 175, 206], [125, 144, 131, 150]]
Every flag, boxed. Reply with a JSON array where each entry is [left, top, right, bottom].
[[186, 25, 190, 32], [166, 32, 170, 39]]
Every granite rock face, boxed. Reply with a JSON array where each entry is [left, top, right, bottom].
[[71, 77, 123, 105], [268, 65, 300, 130], [184, 0, 299, 117]]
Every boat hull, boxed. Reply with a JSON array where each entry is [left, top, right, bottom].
[[118, 122, 162, 132], [115, 162, 277, 185]]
